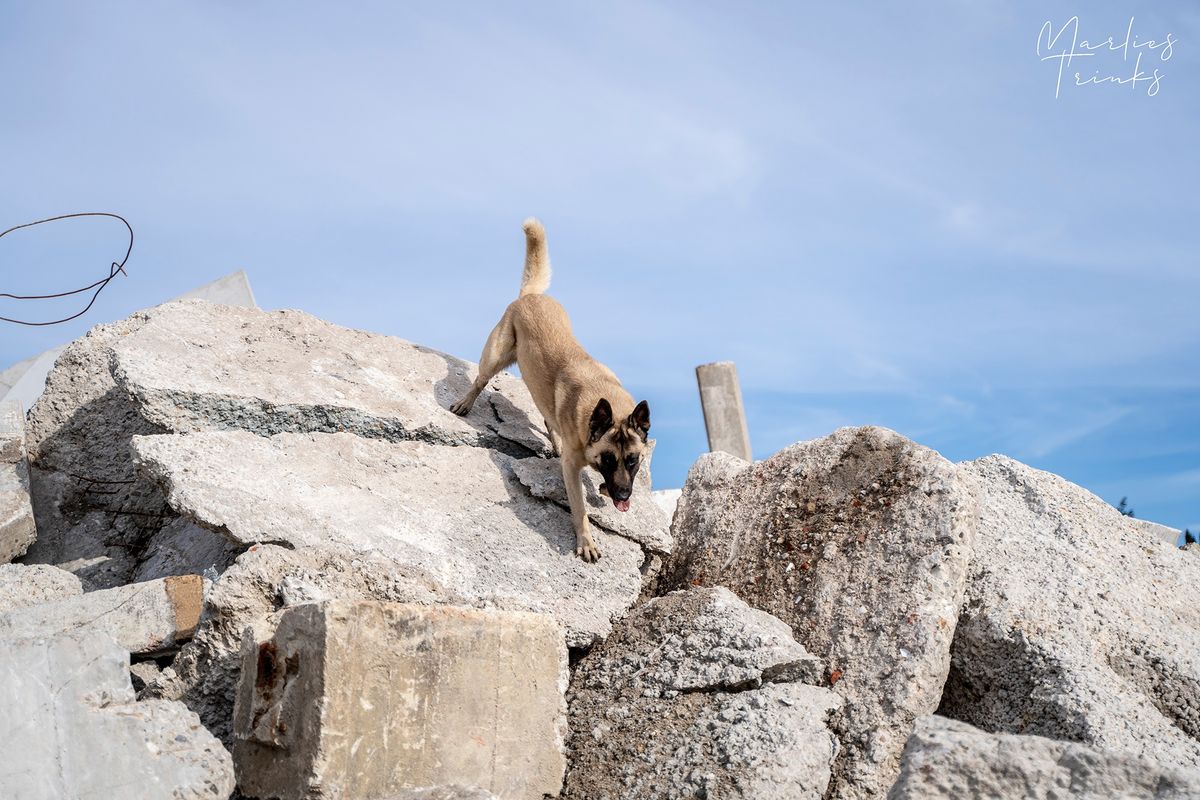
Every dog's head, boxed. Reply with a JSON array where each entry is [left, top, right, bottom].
[[584, 398, 650, 512]]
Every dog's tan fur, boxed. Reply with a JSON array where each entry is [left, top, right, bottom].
[[450, 218, 650, 562]]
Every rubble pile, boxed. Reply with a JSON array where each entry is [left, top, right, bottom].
[[2, 300, 1196, 799]]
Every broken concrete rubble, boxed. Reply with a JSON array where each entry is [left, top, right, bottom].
[[940, 455, 1200, 771], [22, 311, 173, 588], [232, 600, 567, 800], [564, 587, 841, 799], [0, 573, 204, 655], [888, 715, 1200, 799], [656, 427, 977, 800], [132, 429, 651, 648], [0, 562, 82, 613], [0, 630, 234, 799], [108, 300, 552, 457]]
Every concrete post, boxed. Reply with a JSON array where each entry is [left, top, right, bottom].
[[695, 361, 752, 461]]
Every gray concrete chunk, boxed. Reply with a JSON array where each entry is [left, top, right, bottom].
[[0, 563, 82, 613], [657, 426, 978, 799], [565, 587, 840, 800], [132, 430, 646, 648], [109, 300, 552, 457], [232, 601, 567, 800], [0, 630, 234, 799], [0, 574, 204, 655], [941, 455, 1200, 771], [0, 460, 36, 564], [888, 716, 1200, 799]]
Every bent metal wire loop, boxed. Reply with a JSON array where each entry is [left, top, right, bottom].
[[0, 212, 133, 326]]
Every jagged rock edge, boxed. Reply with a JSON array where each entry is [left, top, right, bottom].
[[110, 367, 544, 460]]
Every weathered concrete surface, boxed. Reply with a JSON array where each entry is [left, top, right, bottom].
[[888, 716, 1200, 800], [940, 455, 1200, 771], [232, 601, 567, 800], [1, 459, 36, 563], [651, 488, 681, 521], [109, 300, 552, 458], [1, 399, 23, 462], [695, 361, 752, 461], [1, 400, 35, 562], [564, 587, 840, 799], [511, 452, 671, 555], [142, 543, 465, 745], [386, 789, 499, 800], [0, 630, 234, 799], [1135, 517, 1184, 547], [0, 562, 82, 613], [657, 427, 977, 799], [0, 574, 204, 655], [133, 430, 648, 648], [22, 311, 171, 588], [21, 299, 558, 589]]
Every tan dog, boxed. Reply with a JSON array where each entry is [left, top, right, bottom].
[[450, 218, 650, 562]]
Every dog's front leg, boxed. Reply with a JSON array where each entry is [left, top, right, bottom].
[[561, 453, 601, 562]]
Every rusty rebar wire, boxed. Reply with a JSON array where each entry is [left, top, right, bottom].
[[0, 212, 133, 326]]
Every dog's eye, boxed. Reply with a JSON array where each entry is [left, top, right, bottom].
[[601, 453, 616, 470], [625, 455, 639, 471]]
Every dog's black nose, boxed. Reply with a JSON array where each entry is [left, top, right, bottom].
[[613, 489, 632, 502]]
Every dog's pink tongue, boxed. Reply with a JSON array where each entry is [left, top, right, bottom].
[[615, 499, 631, 513]]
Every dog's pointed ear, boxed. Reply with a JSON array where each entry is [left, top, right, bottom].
[[589, 398, 614, 443], [629, 400, 651, 440]]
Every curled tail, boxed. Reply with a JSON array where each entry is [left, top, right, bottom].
[[519, 217, 552, 296]]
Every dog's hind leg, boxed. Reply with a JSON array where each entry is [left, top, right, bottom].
[[450, 310, 517, 416]]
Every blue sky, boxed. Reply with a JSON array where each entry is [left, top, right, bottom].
[[2, 2, 1197, 533]]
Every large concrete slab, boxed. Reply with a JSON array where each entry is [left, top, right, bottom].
[[233, 601, 567, 800], [108, 300, 552, 457], [132, 430, 647, 648], [0, 630, 234, 799]]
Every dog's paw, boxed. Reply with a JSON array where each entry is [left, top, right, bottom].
[[576, 539, 602, 563], [449, 397, 474, 416]]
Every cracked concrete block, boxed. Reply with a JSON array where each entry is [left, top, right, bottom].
[[564, 587, 840, 799], [22, 300, 557, 589], [0, 574, 204, 655], [940, 456, 1200, 771], [22, 311, 173, 588], [232, 601, 567, 800], [0, 562, 82, 613], [108, 300, 552, 458], [888, 716, 1200, 799], [132, 431, 649, 649], [656, 427, 978, 799], [0, 630, 234, 799]]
